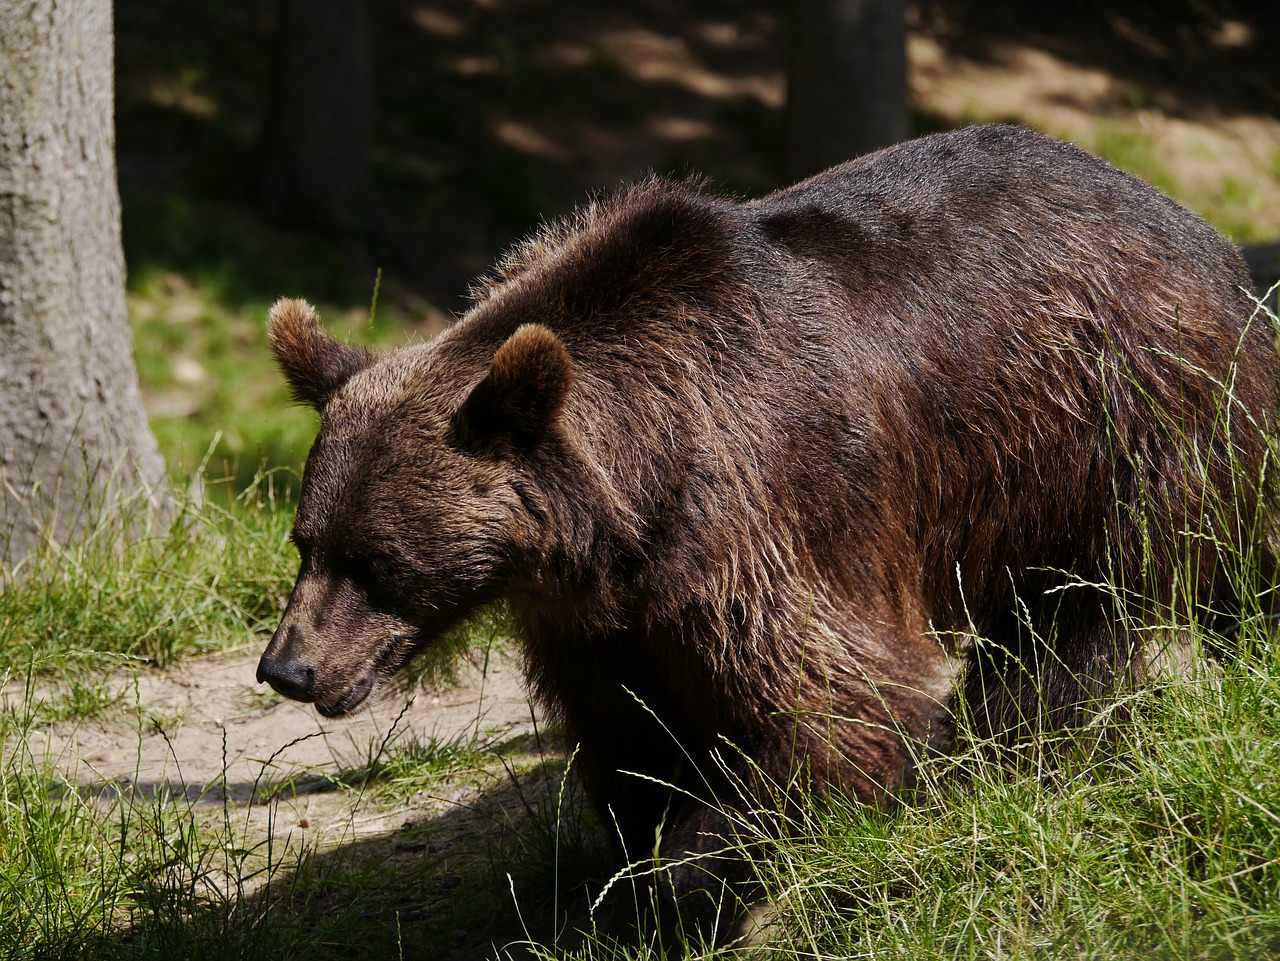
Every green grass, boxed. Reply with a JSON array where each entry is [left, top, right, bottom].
[[0, 474, 296, 689], [1076, 125, 1276, 246], [0, 683, 530, 960], [127, 275, 393, 486], [735, 632, 1280, 960], [0, 668, 584, 960]]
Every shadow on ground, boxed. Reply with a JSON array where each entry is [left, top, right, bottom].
[[78, 740, 620, 961]]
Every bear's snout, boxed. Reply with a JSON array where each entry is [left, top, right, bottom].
[[259, 569, 412, 716], [255, 651, 317, 702]]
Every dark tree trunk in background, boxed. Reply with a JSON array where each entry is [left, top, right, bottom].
[[783, 0, 910, 182], [254, 0, 377, 232], [1244, 242, 1280, 314], [0, 0, 169, 574]]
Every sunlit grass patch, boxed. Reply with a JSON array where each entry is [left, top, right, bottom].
[[732, 621, 1280, 961], [0, 472, 296, 694]]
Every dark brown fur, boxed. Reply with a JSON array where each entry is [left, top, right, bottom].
[[258, 124, 1278, 941]]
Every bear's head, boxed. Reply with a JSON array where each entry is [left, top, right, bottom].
[[255, 299, 573, 716]]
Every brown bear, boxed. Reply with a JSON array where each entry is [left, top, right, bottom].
[[256, 124, 1277, 943]]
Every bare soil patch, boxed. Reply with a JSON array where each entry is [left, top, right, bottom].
[[16, 649, 541, 862]]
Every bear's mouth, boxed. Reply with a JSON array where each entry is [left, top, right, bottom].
[[309, 629, 430, 719], [315, 669, 376, 717]]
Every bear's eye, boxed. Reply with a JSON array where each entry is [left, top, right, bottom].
[[340, 549, 410, 612], [340, 548, 399, 590]]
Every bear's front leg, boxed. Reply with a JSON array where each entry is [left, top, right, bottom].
[[650, 777, 772, 949]]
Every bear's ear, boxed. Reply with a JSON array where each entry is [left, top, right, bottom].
[[454, 324, 574, 449], [268, 298, 374, 409]]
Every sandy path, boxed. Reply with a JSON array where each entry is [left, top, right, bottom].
[[14, 649, 543, 852]]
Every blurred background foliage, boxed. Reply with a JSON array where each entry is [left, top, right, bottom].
[[114, 0, 1280, 487]]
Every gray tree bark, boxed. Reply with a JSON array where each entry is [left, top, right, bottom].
[[783, 0, 910, 182], [0, 0, 168, 574]]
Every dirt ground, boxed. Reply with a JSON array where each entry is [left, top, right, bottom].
[[17, 649, 540, 864]]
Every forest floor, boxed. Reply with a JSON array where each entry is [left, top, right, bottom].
[[19, 651, 538, 866]]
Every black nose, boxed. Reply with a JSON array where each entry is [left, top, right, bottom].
[[256, 654, 317, 701]]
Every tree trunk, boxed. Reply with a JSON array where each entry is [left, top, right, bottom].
[[253, 0, 377, 233], [1243, 242, 1280, 314], [783, 0, 910, 182], [0, 0, 168, 574]]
